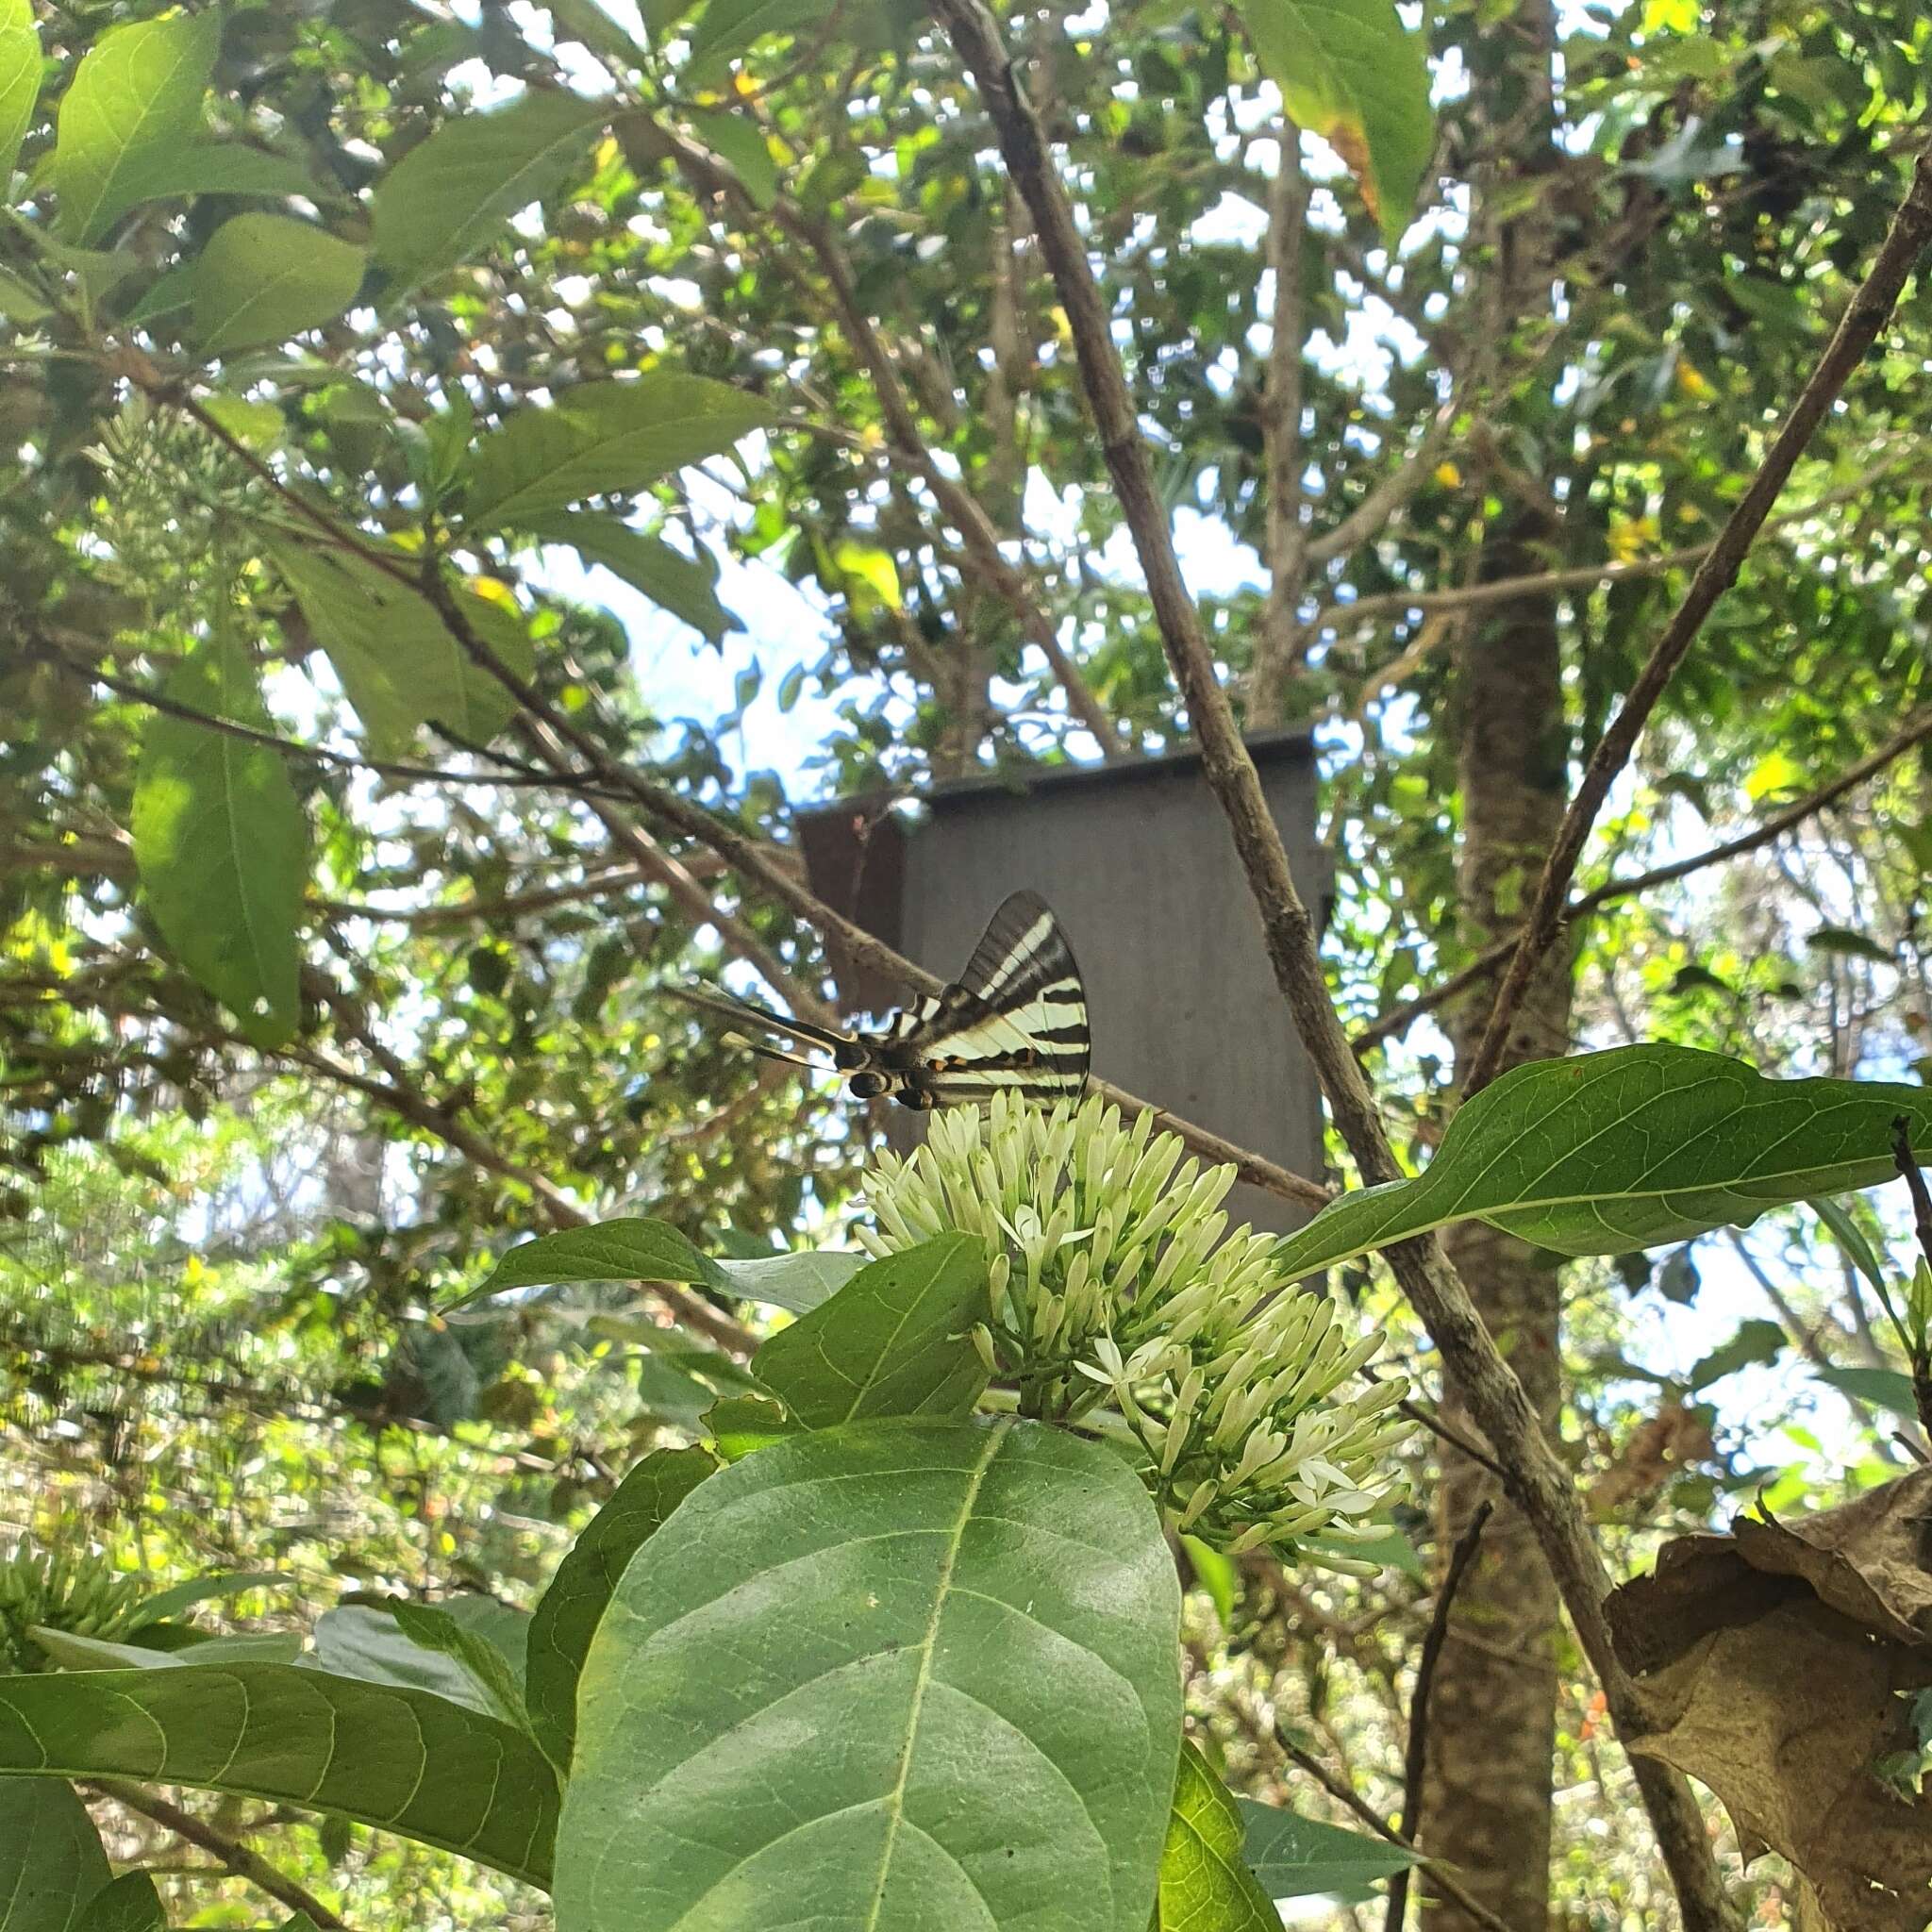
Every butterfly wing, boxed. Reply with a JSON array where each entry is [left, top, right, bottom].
[[900, 891, 1091, 1106]]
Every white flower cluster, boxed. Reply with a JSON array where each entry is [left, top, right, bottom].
[[857, 1091, 1413, 1561]]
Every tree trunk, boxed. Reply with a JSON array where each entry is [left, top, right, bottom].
[[1418, 5, 1572, 1922]]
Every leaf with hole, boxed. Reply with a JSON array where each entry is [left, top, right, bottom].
[[557, 1417, 1181, 1932], [0, 1775, 109, 1932], [192, 213, 365, 355], [750, 1231, 991, 1426], [130, 633, 307, 1048], [374, 88, 609, 296], [1271, 1045, 1932, 1283], [53, 8, 216, 242], [525, 1445, 715, 1773], [0, 1664, 557, 1887], [1155, 1741, 1278, 1930], [1231, 0, 1431, 247], [461, 374, 775, 532]]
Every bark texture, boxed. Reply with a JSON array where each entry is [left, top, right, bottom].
[[1418, 4, 1573, 1924]]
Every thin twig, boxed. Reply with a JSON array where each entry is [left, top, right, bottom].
[[84, 1779, 354, 1931], [1357, 703, 1932, 1052], [1274, 1738, 1514, 1932], [926, 8, 1730, 1924], [1465, 147, 1932, 1093], [1384, 1499, 1493, 1932]]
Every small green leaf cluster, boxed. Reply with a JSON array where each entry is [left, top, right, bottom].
[[858, 1091, 1413, 1558]]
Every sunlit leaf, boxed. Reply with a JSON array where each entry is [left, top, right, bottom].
[[1272, 1045, 1932, 1281], [1156, 1741, 1278, 1929], [53, 8, 217, 242], [750, 1231, 991, 1426], [686, 107, 779, 209], [459, 1217, 725, 1307], [462, 374, 775, 532], [557, 1418, 1181, 1932], [0, 1665, 557, 1887], [1233, 0, 1432, 247], [525, 511, 739, 643], [192, 212, 366, 355], [687, 0, 835, 80], [130, 633, 307, 1048], [0, 0, 41, 189], [373, 88, 609, 296], [1811, 1366, 1921, 1420]]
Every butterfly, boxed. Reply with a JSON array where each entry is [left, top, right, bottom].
[[672, 890, 1090, 1111]]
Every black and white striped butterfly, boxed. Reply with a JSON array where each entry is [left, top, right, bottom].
[[673, 890, 1090, 1111]]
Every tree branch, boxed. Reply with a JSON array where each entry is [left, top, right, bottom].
[[1356, 702, 1932, 1052], [85, 1779, 354, 1931], [927, 8, 1732, 1924], [1384, 1499, 1492, 1932], [1464, 146, 1932, 1093]]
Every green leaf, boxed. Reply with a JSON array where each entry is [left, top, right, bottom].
[[702, 1391, 798, 1460], [557, 1418, 1181, 1932], [524, 511, 739, 643], [72, 1875, 164, 1932], [1809, 1195, 1889, 1293], [525, 1445, 715, 1773], [197, 393, 286, 447], [1233, 0, 1432, 248], [750, 1231, 991, 1426], [1157, 1742, 1279, 1931], [685, 108, 779, 209], [192, 212, 366, 355], [1306, 1524, 1425, 1580], [459, 1216, 725, 1307], [309, 1604, 509, 1720], [0, 1664, 556, 1888], [435, 1592, 534, 1698], [1686, 1318, 1786, 1391], [118, 261, 194, 326], [265, 539, 531, 755], [1271, 1045, 1932, 1283], [687, 0, 834, 81], [130, 633, 307, 1048], [389, 1602, 530, 1734], [373, 88, 608, 296], [1238, 1798, 1415, 1904], [127, 141, 320, 205], [712, 1248, 865, 1313], [0, 265, 53, 321], [1811, 1365, 1921, 1419], [126, 1568, 283, 1629], [53, 8, 219, 242], [461, 374, 776, 533], [0, 3, 41, 189], [0, 1776, 109, 1932], [1180, 1536, 1237, 1628]]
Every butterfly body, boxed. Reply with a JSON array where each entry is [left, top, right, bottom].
[[675, 891, 1090, 1111]]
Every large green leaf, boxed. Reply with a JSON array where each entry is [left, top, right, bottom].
[[1156, 1742, 1278, 1930], [1238, 1798, 1414, 1904], [120, 141, 321, 207], [53, 8, 218, 242], [72, 1875, 164, 1932], [460, 1216, 725, 1307], [0, 0, 41, 188], [556, 1417, 1181, 1932], [1233, 0, 1431, 248], [265, 539, 532, 754], [29, 1627, 304, 1672], [524, 511, 738, 642], [192, 212, 366, 355], [525, 1446, 715, 1773], [130, 634, 307, 1048], [750, 1232, 991, 1427], [0, 1776, 109, 1932], [0, 1664, 557, 1888], [373, 88, 609, 296], [461, 375, 776, 532], [1273, 1045, 1932, 1283], [1812, 1365, 1920, 1419]]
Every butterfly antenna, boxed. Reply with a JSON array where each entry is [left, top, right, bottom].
[[666, 982, 857, 1054], [721, 1031, 827, 1075]]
